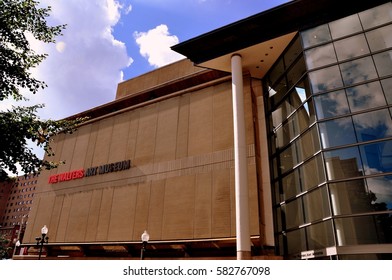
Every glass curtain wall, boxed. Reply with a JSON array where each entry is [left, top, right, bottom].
[[264, 2, 392, 259]]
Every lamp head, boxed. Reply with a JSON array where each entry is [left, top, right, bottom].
[[41, 225, 48, 235], [141, 230, 150, 242]]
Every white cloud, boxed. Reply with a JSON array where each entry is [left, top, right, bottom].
[[125, 4, 133, 14], [23, 0, 133, 120], [134, 24, 185, 68]]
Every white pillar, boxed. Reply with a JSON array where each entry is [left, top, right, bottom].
[[231, 54, 251, 260]]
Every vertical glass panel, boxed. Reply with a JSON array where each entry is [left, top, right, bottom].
[[270, 98, 294, 129], [319, 117, 356, 148], [304, 43, 337, 70], [275, 207, 283, 232], [366, 176, 392, 211], [373, 50, 392, 77], [279, 144, 298, 174], [340, 56, 378, 86], [306, 220, 335, 250], [366, 24, 392, 52], [274, 117, 296, 149], [282, 170, 301, 201], [290, 102, 316, 137], [301, 24, 331, 49], [286, 228, 307, 255], [329, 179, 373, 215], [324, 146, 363, 180], [269, 77, 289, 109], [329, 14, 362, 39], [353, 109, 392, 142], [309, 65, 343, 94], [359, 2, 392, 30], [300, 154, 326, 191], [334, 34, 370, 61], [346, 81, 386, 112], [284, 36, 302, 68], [285, 199, 304, 229], [303, 187, 331, 223], [287, 56, 306, 88], [381, 78, 392, 104], [269, 58, 285, 86], [274, 181, 281, 205], [314, 90, 349, 119], [296, 125, 321, 161], [272, 157, 279, 179], [335, 215, 392, 245], [359, 140, 392, 175]]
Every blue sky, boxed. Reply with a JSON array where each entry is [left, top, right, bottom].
[[1, 0, 291, 175], [1, 0, 289, 121]]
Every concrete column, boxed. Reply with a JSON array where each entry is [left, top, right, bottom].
[[231, 54, 251, 260]]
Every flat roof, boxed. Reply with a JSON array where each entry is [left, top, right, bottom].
[[172, 0, 390, 64]]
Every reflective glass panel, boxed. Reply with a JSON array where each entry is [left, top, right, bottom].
[[269, 77, 289, 109], [340, 56, 378, 86], [304, 43, 337, 70], [279, 144, 298, 174], [282, 170, 301, 201], [285, 199, 304, 229], [287, 56, 306, 88], [269, 58, 284, 86], [300, 154, 326, 191], [291, 102, 316, 136], [274, 181, 281, 205], [287, 228, 306, 255], [359, 3, 392, 30], [314, 90, 349, 119], [284, 36, 302, 68], [306, 220, 335, 250], [275, 207, 283, 232], [366, 176, 392, 211], [303, 187, 331, 223], [359, 140, 392, 175], [335, 214, 392, 245], [296, 125, 321, 161], [319, 117, 356, 148], [324, 146, 363, 180], [274, 118, 296, 149], [309, 65, 343, 94], [381, 78, 392, 104], [329, 14, 362, 39], [373, 50, 392, 77], [301, 24, 331, 49], [329, 179, 374, 215], [353, 109, 392, 142], [366, 24, 392, 52], [346, 81, 386, 112], [334, 34, 370, 61]]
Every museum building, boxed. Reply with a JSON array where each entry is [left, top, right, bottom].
[[20, 0, 392, 259]]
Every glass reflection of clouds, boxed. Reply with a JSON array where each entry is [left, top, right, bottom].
[[314, 90, 349, 119], [353, 109, 392, 142], [346, 81, 386, 112]]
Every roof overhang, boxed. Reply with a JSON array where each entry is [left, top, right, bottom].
[[172, 0, 390, 77]]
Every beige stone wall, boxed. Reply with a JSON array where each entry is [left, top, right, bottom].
[[24, 77, 260, 244], [116, 59, 204, 99]]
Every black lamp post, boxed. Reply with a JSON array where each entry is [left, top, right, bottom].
[[140, 230, 150, 260], [35, 225, 49, 260]]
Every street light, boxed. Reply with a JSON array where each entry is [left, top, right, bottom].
[[140, 230, 149, 260], [35, 225, 49, 260]]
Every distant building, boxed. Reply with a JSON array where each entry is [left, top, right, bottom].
[[21, 0, 392, 259], [0, 174, 39, 257]]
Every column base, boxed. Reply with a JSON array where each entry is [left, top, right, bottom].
[[237, 251, 252, 260]]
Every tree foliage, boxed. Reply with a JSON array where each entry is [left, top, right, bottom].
[[0, 0, 86, 180], [0, 234, 11, 259]]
